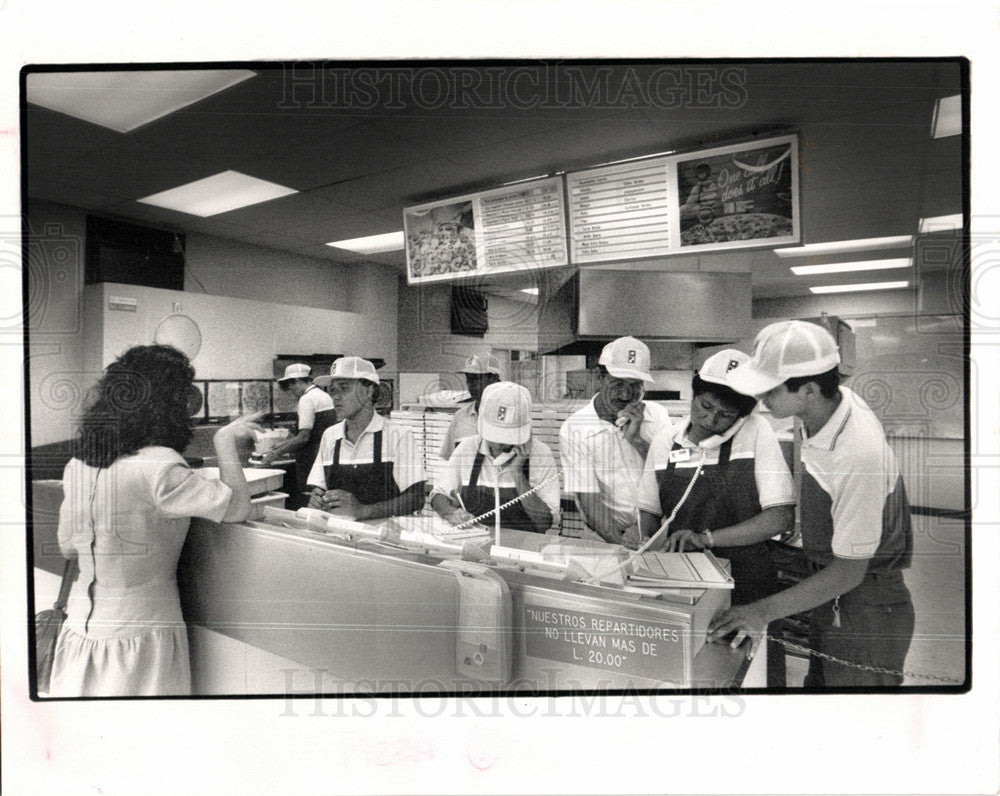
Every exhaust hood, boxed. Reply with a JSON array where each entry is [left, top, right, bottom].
[[537, 268, 752, 355]]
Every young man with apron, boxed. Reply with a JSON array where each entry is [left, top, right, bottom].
[[306, 357, 425, 520], [430, 381, 561, 534], [260, 363, 334, 510], [438, 351, 502, 460], [709, 321, 915, 687]]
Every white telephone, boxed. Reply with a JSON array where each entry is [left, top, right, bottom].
[[492, 450, 516, 468]]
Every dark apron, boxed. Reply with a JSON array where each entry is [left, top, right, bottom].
[[323, 430, 401, 506], [459, 451, 538, 533], [290, 407, 338, 510], [655, 436, 778, 605]]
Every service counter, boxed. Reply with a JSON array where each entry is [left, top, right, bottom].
[[177, 512, 753, 694], [29, 478, 753, 695]]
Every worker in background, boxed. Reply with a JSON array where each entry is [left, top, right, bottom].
[[559, 336, 671, 545], [636, 349, 795, 685], [260, 363, 334, 510], [431, 381, 560, 534], [709, 320, 915, 687], [439, 351, 502, 460], [306, 357, 425, 520]]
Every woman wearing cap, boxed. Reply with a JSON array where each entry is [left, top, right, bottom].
[[559, 336, 672, 544], [261, 363, 334, 510], [430, 382, 560, 534], [306, 357, 425, 520], [438, 351, 502, 460], [707, 321, 915, 687], [636, 349, 795, 604]]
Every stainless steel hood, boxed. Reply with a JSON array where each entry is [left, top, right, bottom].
[[536, 268, 752, 356]]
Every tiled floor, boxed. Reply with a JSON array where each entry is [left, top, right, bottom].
[[781, 512, 967, 687]]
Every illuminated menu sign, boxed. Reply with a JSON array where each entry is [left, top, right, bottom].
[[567, 133, 799, 263], [567, 158, 673, 263], [404, 176, 568, 285]]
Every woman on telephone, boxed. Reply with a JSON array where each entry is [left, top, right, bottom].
[[430, 382, 560, 534]]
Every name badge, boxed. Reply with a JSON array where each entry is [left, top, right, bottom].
[[669, 448, 692, 463]]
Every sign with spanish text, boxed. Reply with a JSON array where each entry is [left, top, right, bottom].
[[523, 603, 687, 684]]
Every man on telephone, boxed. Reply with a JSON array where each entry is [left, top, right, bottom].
[[559, 336, 672, 545], [430, 381, 560, 534]]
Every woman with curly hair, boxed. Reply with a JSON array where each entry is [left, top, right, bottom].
[[49, 345, 263, 697]]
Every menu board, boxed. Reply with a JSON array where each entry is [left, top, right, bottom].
[[404, 176, 568, 284], [567, 133, 799, 263], [567, 158, 673, 263]]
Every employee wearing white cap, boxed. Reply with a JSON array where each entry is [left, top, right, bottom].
[[637, 350, 795, 594], [559, 336, 671, 544], [708, 321, 915, 687], [438, 351, 503, 460], [262, 363, 334, 509], [306, 357, 425, 520], [636, 349, 795, 684], [430, 381, 560, 534]]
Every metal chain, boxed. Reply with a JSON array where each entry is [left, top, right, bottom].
[[771, 637, 964, 684]]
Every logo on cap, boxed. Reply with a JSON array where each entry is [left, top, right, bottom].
[[726, 359, 740, 373], [497, 406, 508, 421], [627, 350, 636, 364]]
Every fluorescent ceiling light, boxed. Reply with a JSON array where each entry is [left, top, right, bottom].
[[775, 235, 913, 257], [327, 231, 405, 254], [138, 170, 297, 217], [931, 95, 962, 138], [26, 69, 256, 133], [919, 214, 963, 234], [791, 258, 912, 276], [809, 281, 909, 294], [520, 288, 540, 295]]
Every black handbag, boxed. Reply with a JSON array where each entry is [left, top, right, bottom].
[[35, 557, 78, 694]]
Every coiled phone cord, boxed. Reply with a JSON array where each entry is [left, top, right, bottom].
[[582, 458, 705, 586]]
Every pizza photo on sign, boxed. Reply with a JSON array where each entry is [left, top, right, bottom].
[[404, 200, 477, 279], [677, 139, 795, 248]]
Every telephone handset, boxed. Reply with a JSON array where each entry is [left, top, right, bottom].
[[492, 450, 516, 468]]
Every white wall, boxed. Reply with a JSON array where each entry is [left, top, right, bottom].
[[26, 200, 399, 446], [88, 282, 396, 378]]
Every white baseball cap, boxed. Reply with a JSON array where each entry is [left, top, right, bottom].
[[277, 363, 311, 382], [598, 336, 654, 383], [462, 352, 502, 375], [478, 381, 532, 445], [728, 320, 841, 396], [698, 349, 750, 387], [314, 356, 380, 387]]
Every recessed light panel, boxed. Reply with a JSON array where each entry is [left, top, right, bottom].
[[138, 171, 298, 217], [774, 235, 913, 257], [809, 281, 910, 294], [919, 214, 963, 234], [327, 231, 405, 254], [791, 258, 912, 276], [26, 70, 256, 133]]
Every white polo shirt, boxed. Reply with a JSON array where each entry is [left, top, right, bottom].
[[438, 402, 479, 460], [306, 412, 424, 492], [559, 397, 672, 530], [636, 413, 795, 515], [430, 436, 562, 531], [297, 384, 333, 431]]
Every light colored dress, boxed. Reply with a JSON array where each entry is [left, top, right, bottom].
[[49, 446, 233, 697]]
